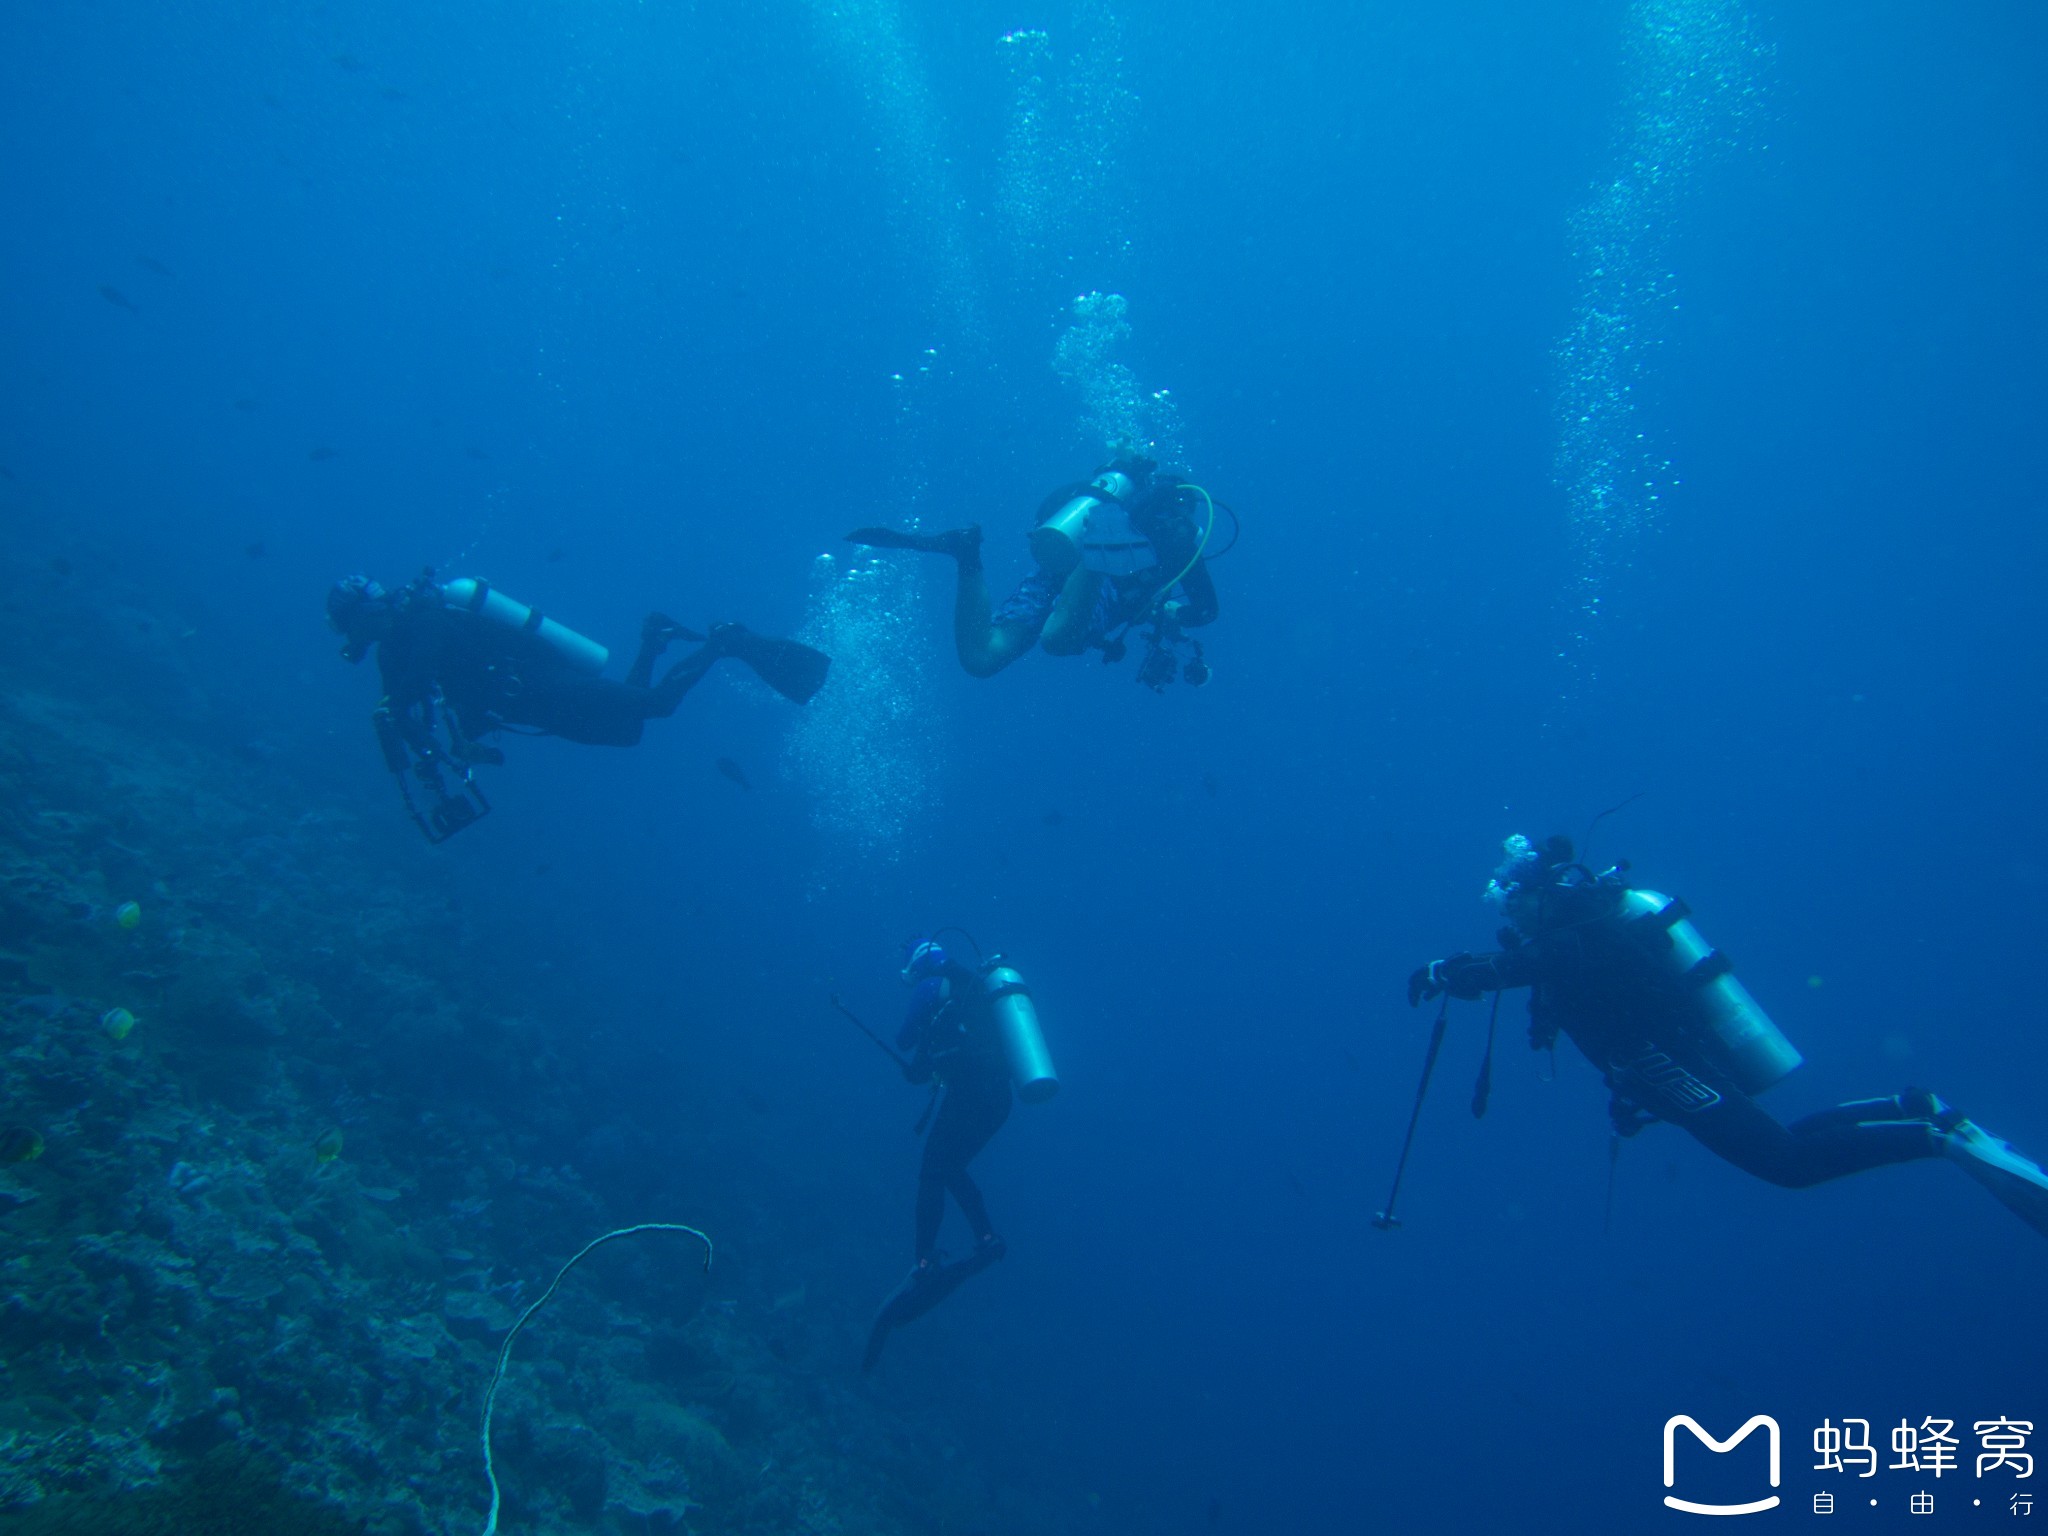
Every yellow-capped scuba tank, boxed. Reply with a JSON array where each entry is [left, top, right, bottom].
[[1620, 889, 1804, 1095], [981, 957, 1059, 1104], [1028, 469, 1155, 579], [440, 578, 608, 675]]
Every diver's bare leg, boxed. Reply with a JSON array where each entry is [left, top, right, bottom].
[[952, 554, 1037, 678], [1038, 566, 1106, 657]]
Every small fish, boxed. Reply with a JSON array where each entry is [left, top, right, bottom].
[[332, 52, 370, 72], [231, 398, 258, 412], [313, 1128, 344, 1164], [1201, 772, 1219, 798], [50, 557, 73, 578], [136, 255, 174, 278], [0, 464, 14, 480], [462, 445, 489, 461], [377, 86, 409, 102], [245, 540, 267, 558], [0, 1127, 44, 1163], [545, 547, 564, 563], [307, 446, 337, 461], [1041, 808, 1066, 827], [715, 757, 751, 791], [98, 284, 138, 312]]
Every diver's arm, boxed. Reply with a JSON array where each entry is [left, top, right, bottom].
[[898, 977, 950, 1054], [1408, 936, 1562, 1005], [375, 694, 441, 764], [1456, 943, 1554, 993]]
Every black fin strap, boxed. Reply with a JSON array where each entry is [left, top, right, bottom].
[[1687, 950, 1734, 985], [1633, 895, 1691, 934]]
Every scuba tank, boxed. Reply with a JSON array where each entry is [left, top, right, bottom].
[[440, 578, 609, 675], [1028, 469, 1155, 579], [1619, 889, 1804, 1095], [980, 957, 1059, 1103]]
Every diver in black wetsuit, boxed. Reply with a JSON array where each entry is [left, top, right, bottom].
[[845, 454, 1221, 691], [1406, 834, 2048, 1237], [326, 571, 829, 839], [863, 939, 1013, 1373]]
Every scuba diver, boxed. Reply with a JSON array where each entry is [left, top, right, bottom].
[[325, 570, 830, 842], [845, 454, 1223, 692], [1403, 834, 2048, 1240], [861, 937, 1058, 1374]]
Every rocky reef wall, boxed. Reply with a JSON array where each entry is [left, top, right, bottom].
[[0, 549, 1054, 1535]]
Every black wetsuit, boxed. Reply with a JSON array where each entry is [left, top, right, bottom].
[[899, 960, 1013, 1258], [1444, 889, 1938, 1188], [375, 585, 713, 752]]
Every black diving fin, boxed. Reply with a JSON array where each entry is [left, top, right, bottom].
[[860, 1239, 1005, 1374], [712, 624, 832, 705]]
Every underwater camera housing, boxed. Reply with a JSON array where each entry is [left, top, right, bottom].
[[374, 703, 494, 844], [422, 779, 491, 844], [1134, 630, 1208, 692], [1136, 640, 1178, 691]]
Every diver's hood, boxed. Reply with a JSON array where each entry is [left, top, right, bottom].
[[901, 940, 948, 984]]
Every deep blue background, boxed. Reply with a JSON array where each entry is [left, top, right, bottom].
[[3, 0, 2044, 1530]]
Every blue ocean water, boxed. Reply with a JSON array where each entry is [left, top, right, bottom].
[[1, 1, 2044, 1531]]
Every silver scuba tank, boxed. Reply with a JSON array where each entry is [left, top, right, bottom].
[[981, 957, 1059, 1104], [1620, 888, 1804, 1095], [441, 578, 609, 675], [1028, 469, 1155, 579]]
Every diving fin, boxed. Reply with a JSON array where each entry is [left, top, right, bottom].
[[860, 1239, 1006, 1374], [846, 526, 935, 552], [845, 525, 981, 561], [1939, 1115, 2048, 1241], [711, 624, 831, 705]]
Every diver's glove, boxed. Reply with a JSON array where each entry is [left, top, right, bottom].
[[1407, 954, 1486, 1007]]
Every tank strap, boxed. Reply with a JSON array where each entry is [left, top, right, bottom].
[[1632, 895, 1692, 934], [519, 607, 545, 636], [1686, 950, 1734, 986], [984, 978, 1031, 1004], [461, 579, 490, 613], [1086, 473, 1134, 506]]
